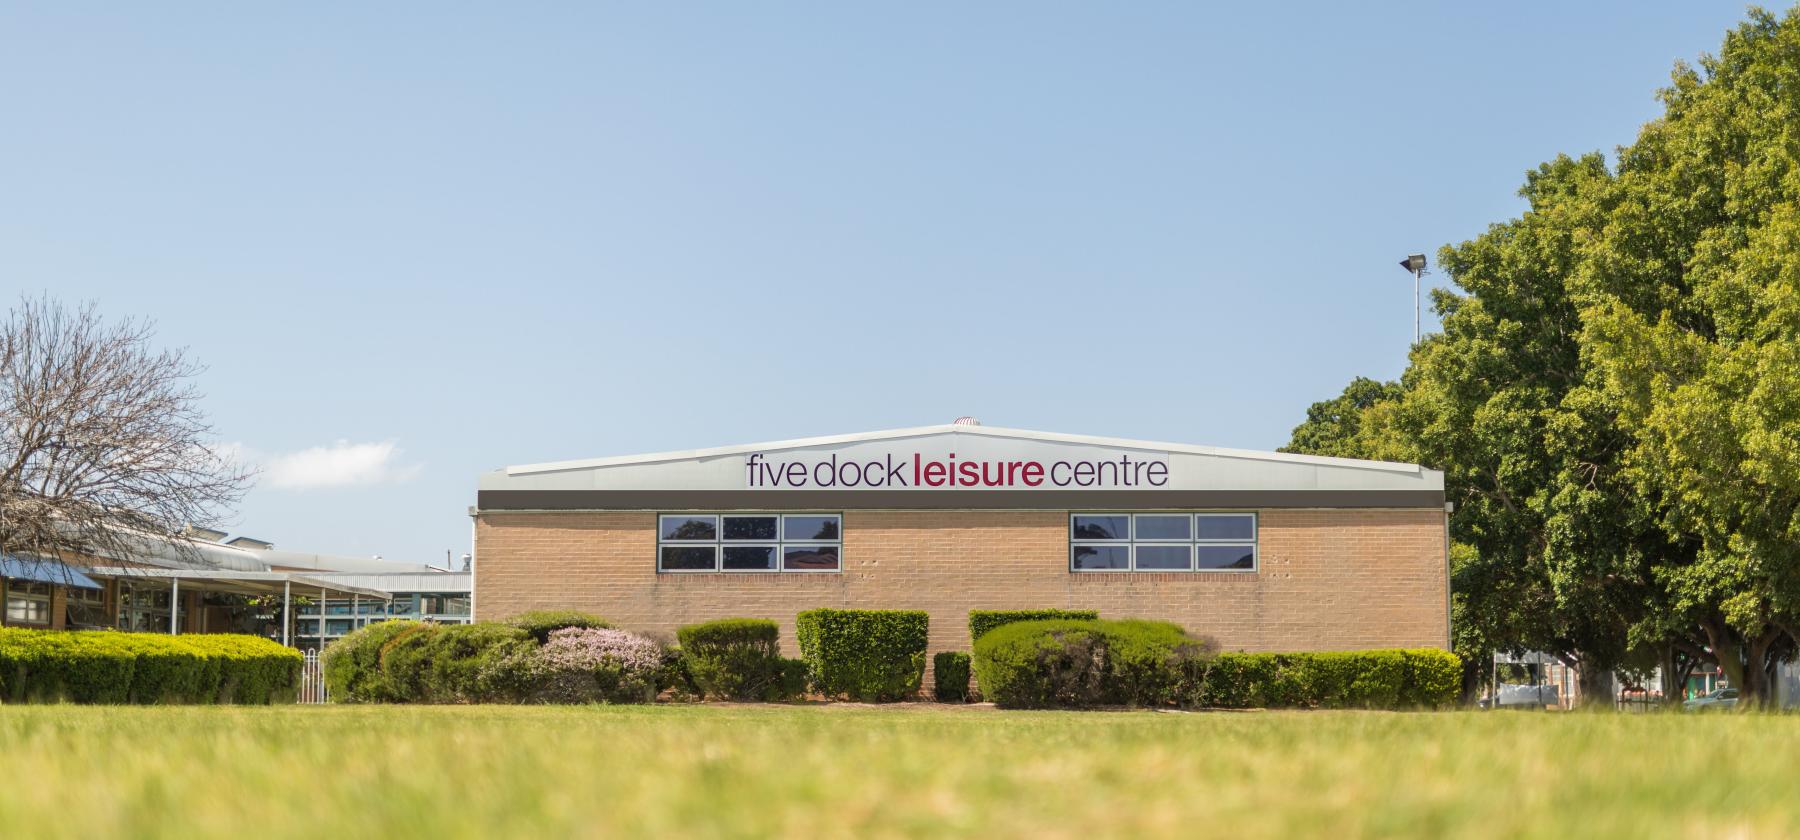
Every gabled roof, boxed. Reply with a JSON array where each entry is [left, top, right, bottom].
[[499, 424, 1426, 477], [477, 424, 1443, 506]]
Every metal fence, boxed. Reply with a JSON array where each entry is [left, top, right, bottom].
[[298, 649, 328, 704]]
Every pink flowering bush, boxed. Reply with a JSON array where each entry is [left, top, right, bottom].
[[500, 627, 665, 704]]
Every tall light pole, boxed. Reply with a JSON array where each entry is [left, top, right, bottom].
[[1398, 253, 1427, 344]]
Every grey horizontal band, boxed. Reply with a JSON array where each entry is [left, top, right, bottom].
[[476, 489, 1447, 512]]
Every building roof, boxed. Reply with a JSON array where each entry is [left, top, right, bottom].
[[306, 571, 472, 593], [477, 424, 1444, 509], [496, 424, 1429, 477]]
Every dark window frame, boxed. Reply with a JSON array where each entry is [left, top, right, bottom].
[[658, 513, 843, 574], [1069, 512, 1258, 573]]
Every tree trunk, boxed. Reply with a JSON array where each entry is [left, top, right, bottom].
[[1577, 663, 1615, 710], [1458, 652, 1488, 707], [1658, 645, 1694, 710]]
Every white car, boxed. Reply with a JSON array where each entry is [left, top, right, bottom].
[[1683, 687, 1738, 712]]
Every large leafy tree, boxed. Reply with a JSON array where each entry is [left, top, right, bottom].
[[1578, 8, 1800, 705], [1287, 154, 1673, 707]]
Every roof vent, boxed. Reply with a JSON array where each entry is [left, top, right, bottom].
[[952, 416, 981, 426]]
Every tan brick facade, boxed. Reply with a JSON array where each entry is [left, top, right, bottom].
[[474, 508, 1448, 657]]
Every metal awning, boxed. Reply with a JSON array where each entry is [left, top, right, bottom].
[[0, 554, 102, 590], [81, 567, 393, 600]]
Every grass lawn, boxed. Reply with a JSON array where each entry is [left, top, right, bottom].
[[0, 704, 1795, 839]]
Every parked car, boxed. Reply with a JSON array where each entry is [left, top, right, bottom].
[[1478, 683, 1561, 709], [1683, 687, 1738, 712]]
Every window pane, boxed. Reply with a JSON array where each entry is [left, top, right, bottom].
[[723, 546, 778, 571], [1195, 545, 1256, 570], [723, 516, 778, 541], [784, 515, 840, 540], [294, 619, 320, 635], [1196, 515, 1255, 541], [1071, 515, 1129, 540], [783, 545, 840, 571], [1072, 545, 1129, 570], [325, 619, 354, 635], [1135, 545, 1192, 570], [660, 515, 718, 541], [1134, 515, 1191, 541], [660, 546, 717, 571]]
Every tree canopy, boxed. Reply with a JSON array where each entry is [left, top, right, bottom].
[[1286, 8, 1800, 706]]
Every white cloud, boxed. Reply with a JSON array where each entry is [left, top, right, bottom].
[[252, 440, 423, 490]]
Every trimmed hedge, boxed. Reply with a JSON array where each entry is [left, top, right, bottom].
[[972, 618, 1458, 710], [932, 651, 970, 703], [796, 609, 928, 701], [1198, 649, 1461, 710], [323, 620, 426, 703], [969, 610, 1099, 641], [676, 618, 805, 701], [505, 610, 612, 644], [972, 618, 1214, 709], [0, 628, 301, 705]]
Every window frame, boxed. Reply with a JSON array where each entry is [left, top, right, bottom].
[[5, 580, 52, 626], [1068, 512, 1258, 574], [657, 512, 844, 574]]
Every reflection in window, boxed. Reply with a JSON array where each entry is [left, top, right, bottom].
[[661, 515, 719, 541], [1195, 545, 1256, 570], [1071, 515, 1129, 540], [723, 546, 778, 570], [1069, 513, 1257, 573], [724, 516, 778, 541], [783, 545, 839, 571], [1071, 545, 1130, 570], [659, 513, 842, 573], [660, 546, 717, 571], [784, 515, 839, 541]]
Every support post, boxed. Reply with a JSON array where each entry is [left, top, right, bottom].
[[169, 577, 179, 635], [282, 580, 291, 647]]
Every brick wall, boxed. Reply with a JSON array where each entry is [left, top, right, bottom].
[[474, 508, 1448, 658]]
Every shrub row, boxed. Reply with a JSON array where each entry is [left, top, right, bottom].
[[1198, 649, 1461, 709], [797, 609, 929, 701], [969, 609, 1099, 641], [972, 618, 1216, 708], [971, 618, 1459, 710], [0, 628, 302, 704], [322, 615, 671, 704]]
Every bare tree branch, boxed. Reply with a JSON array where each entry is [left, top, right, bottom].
[[0, 296, 253, 570]]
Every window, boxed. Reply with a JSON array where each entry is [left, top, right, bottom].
[[5, 581, 51, 625], [116, 581, 173, 632], [658, 513, 842, 573], [1070, 513, 1257, 573], [66, 586, 108, 629]]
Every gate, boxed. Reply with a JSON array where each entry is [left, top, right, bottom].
[[298, 649, 328, 704]]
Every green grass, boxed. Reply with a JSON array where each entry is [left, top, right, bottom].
[[0, 705, 1795, 839]]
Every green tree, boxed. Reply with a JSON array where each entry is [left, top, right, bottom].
[[1278, 377, 1404, 460], [1287, 153, 1675, 707], [1577, 8, 1800, 706]]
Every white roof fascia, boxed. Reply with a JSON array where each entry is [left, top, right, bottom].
[[83, 567, 394, 600], [502, 424, 1427, 477]]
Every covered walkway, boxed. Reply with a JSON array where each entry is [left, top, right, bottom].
[[81, 567, 391, 645]]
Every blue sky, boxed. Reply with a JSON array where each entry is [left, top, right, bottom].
[[1, 3, 1755, 564]]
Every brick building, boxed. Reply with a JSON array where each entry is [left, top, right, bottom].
[[472, 422, 1450, 656]]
